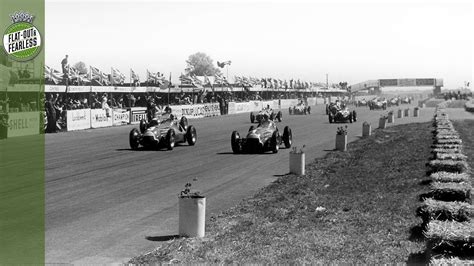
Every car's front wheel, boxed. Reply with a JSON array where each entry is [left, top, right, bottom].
[[271, 130, 280, 153], [283, 126, 292, 148], [166, 129, 175, 150], [186, 125, 197, 146], [231, 131, 242, 154], [129, 128, 140, 150]]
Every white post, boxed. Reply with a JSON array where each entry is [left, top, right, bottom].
[[178, 196, 206, 237]]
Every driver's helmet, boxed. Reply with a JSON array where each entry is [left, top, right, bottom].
[[262, 113, 270, 121]]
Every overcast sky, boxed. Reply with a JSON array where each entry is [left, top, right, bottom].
[[45, 0, 473, 88]]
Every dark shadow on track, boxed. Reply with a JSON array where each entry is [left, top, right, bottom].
[[145, 235, 180, 242]]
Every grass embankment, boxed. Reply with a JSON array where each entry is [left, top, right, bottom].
[[446, 100, 468, 108], [130, 122, 435, 264], [453, 120, 474, 171]]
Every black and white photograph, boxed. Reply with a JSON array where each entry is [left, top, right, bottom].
[[1, 0, 473, 264]]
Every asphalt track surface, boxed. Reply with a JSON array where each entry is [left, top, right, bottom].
[[45, 103, 434, 264]]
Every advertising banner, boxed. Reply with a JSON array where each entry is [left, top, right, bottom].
[[173, 103, 221, 119], [45, 85, 67, 93], [66, 109, 91, 131], [90, 108, 113, 128], [7, 112, 40, 137], [112, 108, 130, 126], [130, 107, 147, 124]]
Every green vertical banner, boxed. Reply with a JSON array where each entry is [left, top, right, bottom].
[[0, 0, 45, 264]]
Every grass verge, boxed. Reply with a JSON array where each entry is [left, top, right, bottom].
[[129, 122, 436, 264]]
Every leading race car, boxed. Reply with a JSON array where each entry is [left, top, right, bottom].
[[231, 119, 292, 154], [327, 103, 357, 123], [289, 102, 311, 115], [129, 114, 197, 150], [250, 107, 282, 123]]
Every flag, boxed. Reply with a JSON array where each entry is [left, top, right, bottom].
[[111, 67, 126, 85], [190, 74, 204, 89], [44, 65, 63, 84], [147, 70, 165, 84], [69, 67, 90, 84], [179, 73, 193, 85], [90, 66, 108, 86], [217, 60, 231, 68], [130, 69, 140, 83]]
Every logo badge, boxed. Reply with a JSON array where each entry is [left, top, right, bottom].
[[2, 11, 42, 62]]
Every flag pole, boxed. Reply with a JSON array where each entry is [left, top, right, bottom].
[[168, 72, 171, 106], [89, 66, 92, 109], [129, 68, 132, 108]]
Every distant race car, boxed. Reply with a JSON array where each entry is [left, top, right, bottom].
[[129, 114, 197, 150], [356, 99, 368, 107], [327, 103, 357, 123], [250, 108, 282, 123], [387, 97, 400, 107], [401, 96, 412, 104], [231, 120, 292, 153], [289, 103, 311, 115], [368, 99, 387, 110]]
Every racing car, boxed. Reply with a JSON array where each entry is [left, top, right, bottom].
[[289, 102, 311, 115], [327, 103, 357, 123], [387, 97, 400, 107], [250, 107, 282, 123], [368, 99, 387, 110], [401, 96, 412, 104], [231, 119, 292, 153], [356, 99, 368, 107], [129, 114, 197, 150]]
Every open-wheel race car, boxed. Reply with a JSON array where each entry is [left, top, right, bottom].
[[368, 99, 387, 110], [129, 114, 197, 150], [401, 96, 412, 104], [231, 120, 292, 154], [356, 99, 368, 107], [327, 103, 357, 123], [289, 102, 311, 115], [250, 107, 282, 123]]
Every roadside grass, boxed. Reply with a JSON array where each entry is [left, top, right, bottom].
[[129, 122, 435, 264], [425, 99, 445, 108], [446, 100, 468, 108], [453, 120, 474, 168]]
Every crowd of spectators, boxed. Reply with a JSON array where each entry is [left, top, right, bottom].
[[442, 90, 472, 101]]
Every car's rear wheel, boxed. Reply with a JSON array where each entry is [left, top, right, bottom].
[[349, 113, 353, 123], [166, 129, 175, 150], [307, 106, 311, 114], [283, 126, 292, 148], [231, 131, 242, 154], [250, 112, 255, 123], [139, 119, 147, 134], [352, 111, 357, 122], [328, 115, 333, 123], [129, 128, 140, 150], [288, 107, 292, 115], [271, 130, 280, 153], [186, 125, 197, 145]]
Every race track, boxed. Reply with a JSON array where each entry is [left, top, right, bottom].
[[45, 103, 432, 264]]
